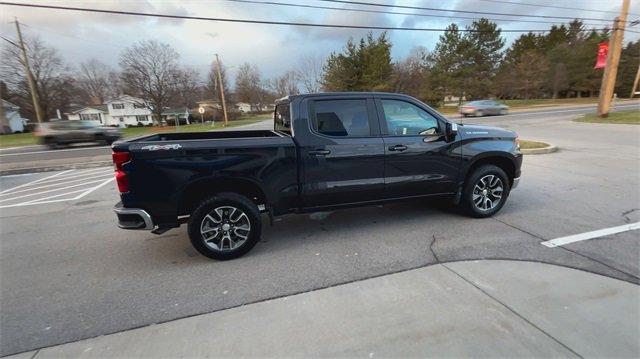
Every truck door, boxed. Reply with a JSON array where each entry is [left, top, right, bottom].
[[376, 97, 460, 198], [300, 97, 386, 209]]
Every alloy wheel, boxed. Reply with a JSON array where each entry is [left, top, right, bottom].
[[473, 174, 504, 211], [200, 206, 251, 251]]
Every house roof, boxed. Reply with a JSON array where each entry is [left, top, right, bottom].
[[105, 95, 144, 104], [2, 99, 19, 110], [71, 105, 108, 114]]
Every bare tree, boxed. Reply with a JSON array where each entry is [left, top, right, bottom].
[[174, 67, 200, 108], [392, 47, 428, 94], [0, 37, 72, 121], [76, 59, 120, 105], [235, 62, 262, 111], [267, 71, 299, 98], [515, 50, 549, 99], [119, 40, 179, 124], [296, 55, 323, 93]]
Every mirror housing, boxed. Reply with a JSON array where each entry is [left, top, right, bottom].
[[445, 122, 458, 141]]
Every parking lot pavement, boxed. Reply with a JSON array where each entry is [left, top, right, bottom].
[[1, 112, 639, 356]]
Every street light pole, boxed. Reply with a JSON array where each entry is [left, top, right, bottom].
[[215, 54, 229, 127]]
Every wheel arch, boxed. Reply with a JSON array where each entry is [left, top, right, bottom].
[[178, 177, 268, 216], [464, 153, 517, 187]]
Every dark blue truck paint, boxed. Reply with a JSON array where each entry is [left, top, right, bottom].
[[113, 92, 522, 234]]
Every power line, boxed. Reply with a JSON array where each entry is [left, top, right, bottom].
[[318, 0, 616, 23], [0, 2, 586, 33], [224, 0, 606, 26], [476, 0, 639, 16], [0, 34, 19, 47]]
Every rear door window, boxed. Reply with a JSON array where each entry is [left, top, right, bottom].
[[311, 99, 370, 137]]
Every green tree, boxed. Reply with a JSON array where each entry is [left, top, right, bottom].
[[463, 19, 505, 99], [429, 24, 471, 104], [615, 40, 639, 97], [322, 32, 392, 91]]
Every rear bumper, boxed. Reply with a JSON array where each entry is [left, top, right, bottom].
[[113, 202, 155, 230]]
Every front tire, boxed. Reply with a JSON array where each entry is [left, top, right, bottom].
[[188, 192, 262, 260], [475, 110, 484, 117], [461, 165, 510, 218]]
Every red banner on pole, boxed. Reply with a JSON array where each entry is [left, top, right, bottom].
[[594, 41, 608, 69]]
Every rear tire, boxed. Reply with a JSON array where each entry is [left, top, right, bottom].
[[461, 165, 510, 218], [475, 110, 484, 117], [188, 192, 262, 260]]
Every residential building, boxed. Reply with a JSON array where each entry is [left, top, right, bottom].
[[67, 105, 109, 124], [105, 95, 153, 126], [2, 99, 27, 133]]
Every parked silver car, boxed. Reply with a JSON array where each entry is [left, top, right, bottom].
[[35, 120, 121, 148], [460, 100, 509, 117]]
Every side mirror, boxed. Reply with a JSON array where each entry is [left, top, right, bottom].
[[446, 122, 458, 141]]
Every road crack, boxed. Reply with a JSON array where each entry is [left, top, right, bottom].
[[429, 234, 440, 262], [621, 208, 639, 223]]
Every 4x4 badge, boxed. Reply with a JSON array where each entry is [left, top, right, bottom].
[[140, 144, 182, 151]]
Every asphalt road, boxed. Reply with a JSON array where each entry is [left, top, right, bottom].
[[1, 105, 639, 356]]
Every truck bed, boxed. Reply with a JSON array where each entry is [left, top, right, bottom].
[[125, 130, 284, 143]]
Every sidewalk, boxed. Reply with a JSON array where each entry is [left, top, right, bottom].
[[8, 260, 639, 358]]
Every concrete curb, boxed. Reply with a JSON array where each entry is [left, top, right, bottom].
[[0, 161, 112, 176], [6, 260, 639, 358], [521, 144, 558, 155]]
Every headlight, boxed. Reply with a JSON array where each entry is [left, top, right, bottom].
[[515, 136, 520, 150]]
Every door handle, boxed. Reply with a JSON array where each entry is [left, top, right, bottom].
[[309, 149, 331, 156], [388, 145, 408, 152]]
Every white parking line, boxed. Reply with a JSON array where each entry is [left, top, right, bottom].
[[0, 167, 115, 208], [541, 222, 640, 248], [0, 170, 73, 195], [29, 171, 113, 187], [0, 178, 113, 203]]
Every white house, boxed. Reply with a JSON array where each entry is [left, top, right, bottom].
[[235, 102, 273, 113], [2, 99, 27, 133], [105, 95, 153, 126], [67, 105, 109, 124]]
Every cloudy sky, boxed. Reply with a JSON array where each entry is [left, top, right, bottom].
[[1, 0, 638, 84]]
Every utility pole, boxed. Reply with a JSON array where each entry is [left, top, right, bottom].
[[597, 0, 630, 117], [0, 85, 7, 134], [215, 54, 229, 127], [14, 17, 43, 124]]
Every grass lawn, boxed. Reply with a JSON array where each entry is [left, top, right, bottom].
[[0, 114, 270, 149], [574, 110, 639, 125], [520, 140, 550, 149], [0, 132, 39, 148]]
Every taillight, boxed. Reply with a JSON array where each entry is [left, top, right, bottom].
[[112, 151, 131, 193], [515, 136, 520, 150]]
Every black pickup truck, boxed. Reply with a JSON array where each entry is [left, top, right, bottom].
[[112, 92, 522, 260]]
